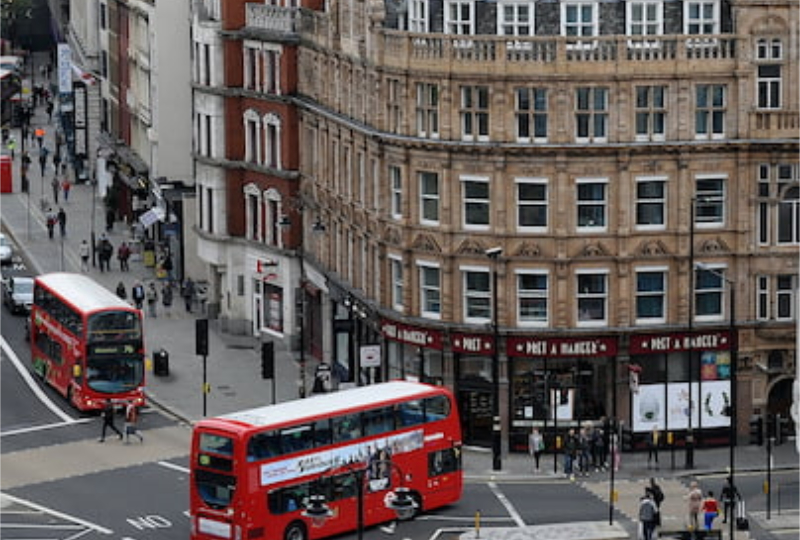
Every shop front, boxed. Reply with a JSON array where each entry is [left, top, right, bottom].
[[628, 330, 734, 449], [452, 332, 495, 448], [380, 318, 444, 385], [506, 336, 618, 453]]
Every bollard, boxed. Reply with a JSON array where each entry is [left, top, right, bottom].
[[474, 510, 481, 538]]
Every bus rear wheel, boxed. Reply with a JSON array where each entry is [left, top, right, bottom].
[[284, 521, 307, 540]]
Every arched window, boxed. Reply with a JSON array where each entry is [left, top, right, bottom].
[[264, 188, 284, 247]]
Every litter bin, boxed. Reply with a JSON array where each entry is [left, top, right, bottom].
[[153, 348, 169, 376]]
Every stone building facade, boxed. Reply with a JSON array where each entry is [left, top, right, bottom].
[[195, 0, 798, 451]]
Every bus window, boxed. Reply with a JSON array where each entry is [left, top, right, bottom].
[[200, 433, 234, 456], [424, 395, 450, 421], [248, 431, 281, 461], [428, 447, 461, 477], [280, 424, 314, 454], [88, 311, 141, 340], [195, 469, 236, 509], [397, 399, 425, 427], [363, 406, 395, 436], [314, 418, 332, 447], [332, 413, 362, 442]]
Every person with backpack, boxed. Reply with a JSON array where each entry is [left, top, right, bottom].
[[720, 476, 740, 524], [98, 400, 123, 442], [638, 489, 658, 540], [647, 478, 664, 531]]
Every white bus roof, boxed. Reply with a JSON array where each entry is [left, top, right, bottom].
[[216, 381, 443, 429], [36, 272, 135, 313]]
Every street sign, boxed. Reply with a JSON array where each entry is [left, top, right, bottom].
[[360, 344, 381, 368]]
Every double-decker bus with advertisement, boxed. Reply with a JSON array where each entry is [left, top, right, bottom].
[[30, 273, 146, 411], [190, 381, 463, 540]]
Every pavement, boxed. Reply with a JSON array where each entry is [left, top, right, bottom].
[[2, 51, 798, 540]]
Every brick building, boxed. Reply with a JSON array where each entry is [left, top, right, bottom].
[[193, 0, 798, 451]]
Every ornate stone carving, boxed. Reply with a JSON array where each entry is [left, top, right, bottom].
[[638, 239, 668, 256], [514, 242, 542, 258], [412, 233, 442, 253]]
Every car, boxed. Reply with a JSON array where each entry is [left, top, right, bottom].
[[2, 275, 34, 315], [0, 233, 12, 265]]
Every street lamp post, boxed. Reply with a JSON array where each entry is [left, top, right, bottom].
[[697, 262, 737, 539], [486, 247, 503, 471]]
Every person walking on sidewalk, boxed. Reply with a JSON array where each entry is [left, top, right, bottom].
[[99, 236, 114, 272], [182, 277, 195, 312], [162, 282, 173, 317], [647, 427, 660, 470], [701, 491, 719, 531], [46, 100, 54, 122], [529, 428, 544, 472], [45, 209, 57, 239], [720, 477, 740, 524], [132, 280, 145, 310], [6, 135, 16, 159], [79, 239, 90, 271], [57, 207, 67, 236], [35, 127, 45, 148], [146, 282, 158, 317], [638, 489, 658, 540], [124, 402, 144, 443], [685, 481, 703, 532], [98, 400, 124, 442], [117, 241, 131, 271], [39, 145, 49, 175], [51, 176, 60, 204], [62, 176, 71, 202]]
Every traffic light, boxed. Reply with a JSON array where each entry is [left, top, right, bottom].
[[749, 415, 763, 446], [261, 342, 275, 379], [195, 319, 209, 356], [775, 414, 790, 446]]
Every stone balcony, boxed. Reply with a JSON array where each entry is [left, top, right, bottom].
[[246, 3, 299, 34]]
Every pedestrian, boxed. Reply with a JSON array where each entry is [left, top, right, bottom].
[[124, 402, 144, 443], [51, 175, 60, 204], [685, 480, 703, 532], [106, 208, 114, 231], [45, 209, 56, 239], [39, 146, 49, 175], [99, 237, 114, 272], [117, 241, 131, 271], [132, 281, 146, 310], [162, 282, 173, 317], [116, 281, 127, 300], [647, 427, 660, 470], [638, 489, 658, 540], [98, 400, 124, 442], [701, 491, 719, 531], [162, 253, 174, 282], [146, 282, 158, 317], [62, 177, 71, 202], [57, 207, 66, 236], [34, 127, 45, 148], [79, 239, 90, 271], [6, 135, 16, 159], [529, 428, 544, 472], [21, 150, 31, 176], [593, 427, 606, 471], [578, 427, 591, 476], [563, 428, 577, 480], [720, 476, 740, 524], [53, 150, 61, 173], [183, 277, 195, 312], [46, 100, 54, 122], [647, 477, 664, 532]]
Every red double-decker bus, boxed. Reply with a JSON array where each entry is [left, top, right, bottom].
[[190, 381, 463, 540], [30, 273, 145, 411]]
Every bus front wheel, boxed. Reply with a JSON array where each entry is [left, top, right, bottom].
[[284, 521, 307, 540]]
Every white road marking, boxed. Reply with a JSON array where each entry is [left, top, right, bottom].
[[0, 336, 75, 423], [157, 460, 190, 474], [1, 418, 93, 437], [488, 481, 526, 528], [1, 493, 113, 535]]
